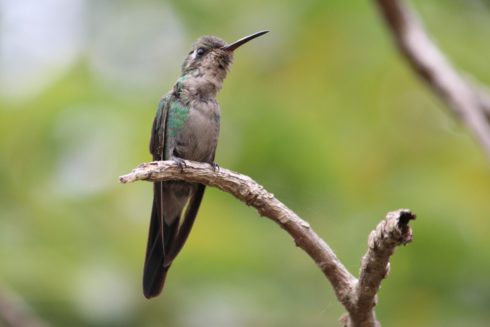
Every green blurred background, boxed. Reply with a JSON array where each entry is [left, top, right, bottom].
[[1, 0, 490, 326]]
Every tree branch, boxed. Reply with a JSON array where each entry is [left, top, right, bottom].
[[120, 160, 415, 326], [344, 209, 415, 327], [0, 286, 49, 327], [375, 0, 490, 157]]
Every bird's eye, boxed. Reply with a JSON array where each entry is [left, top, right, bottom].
[[196, 48, 206, 57]]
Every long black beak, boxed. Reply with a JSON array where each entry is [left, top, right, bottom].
[[222, 30, 269, 52]]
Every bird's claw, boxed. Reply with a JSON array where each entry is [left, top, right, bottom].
[[210, 162, 220, 172], [173, 157, 187, 172]]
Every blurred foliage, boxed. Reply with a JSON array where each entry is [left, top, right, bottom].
[[1, 0, 490, 326]]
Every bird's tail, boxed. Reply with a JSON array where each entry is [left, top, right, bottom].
[[142, 182, 205, 299], [142, 182, 179, 299]]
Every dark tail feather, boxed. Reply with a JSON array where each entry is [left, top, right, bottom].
[[143, 183, 205, 298], [143, 182, 178, 299], [165, 184, 206, 265]]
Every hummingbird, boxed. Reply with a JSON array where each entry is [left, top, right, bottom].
[[143, 30, 268, 299]]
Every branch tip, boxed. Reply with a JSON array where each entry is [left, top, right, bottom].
[[389, 209, 415, 245], [397, 209, 416, 226]]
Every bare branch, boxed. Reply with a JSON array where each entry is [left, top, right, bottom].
[[0, 287, 49, 327], [348, 209, 415, 327], [376, 0, 490, 156], [120, 160, 415, 326], [120, 160, 356, 309]]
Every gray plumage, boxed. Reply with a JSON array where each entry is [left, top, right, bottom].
[[143, 31, 268, 299]]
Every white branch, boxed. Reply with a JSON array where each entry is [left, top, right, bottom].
[[120, 160, 415, 326]]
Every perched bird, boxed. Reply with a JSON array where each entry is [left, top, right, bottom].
[[143, 30, 268, 299]]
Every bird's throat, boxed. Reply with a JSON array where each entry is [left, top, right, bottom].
[[176, 69, 224, 100]]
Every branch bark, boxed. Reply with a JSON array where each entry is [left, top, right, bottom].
[[345, 209, 414, 327], [375, 0, 490, 157], [120, 160, 415, 326], [0, 287, 49, 327]]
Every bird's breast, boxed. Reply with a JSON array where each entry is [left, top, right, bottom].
[[175, 99, 220, 162]]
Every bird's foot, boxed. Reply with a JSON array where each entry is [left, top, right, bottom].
[[209, 161, 220, 172], [172, 157, 187, 172]]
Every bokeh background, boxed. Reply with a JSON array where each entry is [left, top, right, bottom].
[[1, 0, 490, 326]]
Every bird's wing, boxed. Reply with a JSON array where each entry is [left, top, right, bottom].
[[149, 96, 169, 159], [143, 96, 210, 298], [144, 96, 175, 298]]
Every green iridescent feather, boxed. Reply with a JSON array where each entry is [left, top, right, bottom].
[[167, 101, 189, 139]]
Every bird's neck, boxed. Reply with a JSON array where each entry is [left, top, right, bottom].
[[174, 67, 226, 100]]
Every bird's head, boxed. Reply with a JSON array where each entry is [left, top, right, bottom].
[[180, 31, 268, 92]]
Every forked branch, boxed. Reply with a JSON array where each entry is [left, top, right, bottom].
[[120, 160, 415, 326]]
